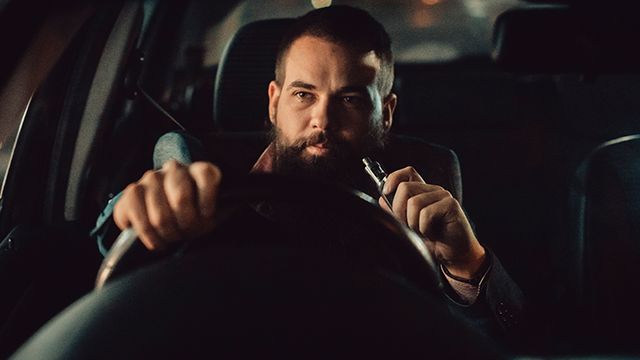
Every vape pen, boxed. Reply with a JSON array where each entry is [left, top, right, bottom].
[[362, 157, 394, 212]]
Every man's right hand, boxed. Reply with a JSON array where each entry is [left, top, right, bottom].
[[113, 160, 222, 251]]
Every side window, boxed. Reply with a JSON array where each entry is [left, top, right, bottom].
[[0, 5, 95, 210], [0, 98, 30, 200], [0, 1, 142, 233]]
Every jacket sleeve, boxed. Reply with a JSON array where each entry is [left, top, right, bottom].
[[442, 247, 525, 350], [89, 192, 122, 257]]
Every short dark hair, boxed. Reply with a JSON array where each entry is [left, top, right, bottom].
[[275, 5, 394, 96]]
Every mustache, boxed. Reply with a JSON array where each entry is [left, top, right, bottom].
[[288, 132, 341, 152]]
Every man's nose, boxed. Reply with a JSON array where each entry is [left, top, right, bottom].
[[310, 98, 337, 131]]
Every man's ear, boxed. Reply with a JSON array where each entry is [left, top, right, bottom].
[[382, 93, 397, 133], [268, 81, 281, 125]]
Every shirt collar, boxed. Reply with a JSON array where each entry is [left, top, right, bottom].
[[250, 142, 275, 174]]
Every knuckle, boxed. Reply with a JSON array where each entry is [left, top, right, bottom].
[[403, 165, 417, 173], [119, 184, 145, 209], [437, 187, 452, 199], [399, 166, 419, 177], [140, 169, 162, 183], [442, 194, 457, 205], [441, 196, 460, 211], [163, 159, 184, 171], [148, 209, 172, 229], [125, 182, 145, 196], [420, 206, 432, 219], [396, 181, 409, 193], [191, 162, 222, 181], [407, 195, 419, 208], [169, 186, 192, 207], [170, 188, 198, 214]]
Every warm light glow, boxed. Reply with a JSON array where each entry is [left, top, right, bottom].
[[311, 0, 331, 9], [421, 0, 440, 5], [412, 6, 435, 28]]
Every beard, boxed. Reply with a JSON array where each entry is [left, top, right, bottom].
[[269, 118, 388, 196], [260, 118, 391, 259]]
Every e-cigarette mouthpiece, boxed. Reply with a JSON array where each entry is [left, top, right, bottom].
[[362, 157, 394, 211]]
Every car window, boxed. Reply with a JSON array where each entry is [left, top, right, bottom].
[[0, 6, 94, 202], [0, 97, 30, 200]]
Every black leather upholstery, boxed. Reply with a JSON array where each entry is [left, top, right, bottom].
[[568, 134, 640, 351], [213, 19, 295, 132]]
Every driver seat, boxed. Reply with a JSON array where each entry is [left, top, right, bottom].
[[213, 18, 295, 132]]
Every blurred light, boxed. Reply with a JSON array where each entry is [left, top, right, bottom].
[[411, 6, 435, 28], [396, 42, 459, 63], [421, 0, 440, 5], [464, 0, 487, 18], [311, 0, 331, 9]]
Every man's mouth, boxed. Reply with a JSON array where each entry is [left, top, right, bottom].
[[306, 142, 332, 156]]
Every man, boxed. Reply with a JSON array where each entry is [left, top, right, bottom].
[[104, 4, 523, 349]]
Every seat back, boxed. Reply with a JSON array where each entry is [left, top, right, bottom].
[[568, 134, 640, 352], [213, 18, 295, 132]]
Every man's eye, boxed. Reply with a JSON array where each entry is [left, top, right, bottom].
[[296, 91, 309, 99], [344, 96, 359, 104]]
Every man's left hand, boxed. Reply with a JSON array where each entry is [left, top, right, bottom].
[[382, 166, 486, 279]]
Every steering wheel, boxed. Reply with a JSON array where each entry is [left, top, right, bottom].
[[10, 174, 501, 359], [97, 173, 442, 291]]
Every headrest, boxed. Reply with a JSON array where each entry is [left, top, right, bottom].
[[492, 5, 640, 74], [213, 18, 295, 132]]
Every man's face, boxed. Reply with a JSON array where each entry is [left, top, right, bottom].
[[267, 35, 397, 187]]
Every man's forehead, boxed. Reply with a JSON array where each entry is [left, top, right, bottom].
[[282, 36, 381, 88], [287, 35, 380, 65]]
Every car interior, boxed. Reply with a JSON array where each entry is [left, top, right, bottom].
[[1, 0, 640, 358]]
